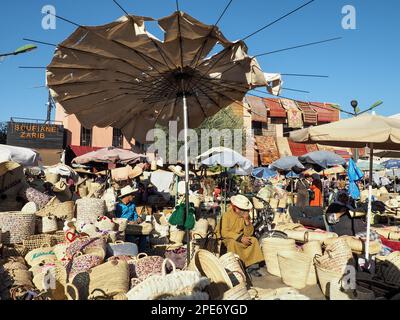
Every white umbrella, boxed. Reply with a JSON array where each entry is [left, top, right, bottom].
[[290, 113, 400, 262], [0, 144, 41, 167]]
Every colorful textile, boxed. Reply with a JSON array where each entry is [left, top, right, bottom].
[[276, 137, 292, 157], [246, 96, 268, 123], [280, 99, 303, 128], [255, 136, 280, 165]]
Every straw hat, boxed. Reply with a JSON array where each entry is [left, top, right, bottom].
[[130, 165, 144, 179], [168, 165, 185, 177], [231, 195, 253, 211], [118, 185, 138, 199]]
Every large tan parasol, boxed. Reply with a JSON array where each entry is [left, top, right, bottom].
[[290, 113, 400, 261]]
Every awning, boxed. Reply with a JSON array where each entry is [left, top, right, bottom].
[[264, 98, 286, 118], [309, 102, 340, 123], [246, 96, 268, 123], [297, 102, 318, 125]]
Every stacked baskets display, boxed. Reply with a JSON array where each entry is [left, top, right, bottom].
[[261, 238, 297, 277], [219, 252, 247, 285], [76, 198, 105, 227], [0, 212, 36, 244]]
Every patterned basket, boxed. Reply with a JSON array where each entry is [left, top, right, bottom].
[[22, 187, 52, 209], [76, 199, 105, 227], [0, 212, 36, 244]]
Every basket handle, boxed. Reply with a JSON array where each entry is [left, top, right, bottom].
[[304, 231, 310, 243], [41, 243, 51, 249], [136, 253, 148, 260], [162, 258, 176, 276], [114, 240, 125, 244], [65, 283, 79, 301]]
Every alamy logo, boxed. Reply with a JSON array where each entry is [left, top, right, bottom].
[[42, 5, 57, 30], [342, 5, 357, 30]]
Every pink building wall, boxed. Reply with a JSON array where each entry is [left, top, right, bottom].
[[55, 103, 133, 149]]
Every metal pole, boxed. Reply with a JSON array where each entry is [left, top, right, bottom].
[[365, 143, 374, 263], [182, 90, 191, 264]]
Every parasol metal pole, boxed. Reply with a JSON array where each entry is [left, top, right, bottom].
[[175, 175, 179, 207], [365, 143, 374, 263], [393, 168, 396, 193], [182, 89, 191, 265]]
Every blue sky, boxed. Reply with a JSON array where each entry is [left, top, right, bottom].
[[1, 0, 399, 122]]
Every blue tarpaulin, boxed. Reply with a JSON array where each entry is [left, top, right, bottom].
[[382, 159, 400, 169], [347, 158, 364, 200]]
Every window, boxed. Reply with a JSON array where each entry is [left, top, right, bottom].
[[80, 126, 92, 147], [252, 121, 265, 136], [112, 128, 123, 148]]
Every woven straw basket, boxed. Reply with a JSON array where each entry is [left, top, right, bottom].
[[169, 230, 186, 244], [22, 234, 57, 251], [35, 201, 75, 220], [223, 283, 251, 300], [329, 280, 375, 300], [261, 238, 297, 277], [278, 251, 312, 290], [0, 211, 36, 244], [126, 222, 153, 236], [315, 263, 343, 297], [219, 252, 247, 285], [302, 241, 322, 286], [76, 198, 105, 226], [38, 216, 58, 234]]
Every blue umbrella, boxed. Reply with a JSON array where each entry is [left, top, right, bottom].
[[347, 158, 364, 200], [299, 151, 346, 170], [252, 167, 278, 180], [381, 159, 400, 169], [269, 156, 305, 172], [286, 171, 300, 179]]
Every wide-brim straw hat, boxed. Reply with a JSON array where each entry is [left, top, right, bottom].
[[118, 185, 138, 199], [168, 165, 185, 177], [230, 195, 253, 211]]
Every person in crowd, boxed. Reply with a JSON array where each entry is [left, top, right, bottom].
[[217, 195, 265, 277], [325, 192, 367, 236], [296, 173, 310, 208], [338, 177, 347, 191], [309, 175, 323, 207]]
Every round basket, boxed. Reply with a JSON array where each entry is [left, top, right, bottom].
[[0, 212, 36, 244], [278, 251, 312, 290], [35, 201, 75, 220], [261, 238, 297, 277], [315, 263, 343, 297], [125, 222, 153, 236], [219, 252, 247, 285], [305, 231, 338, 243], [223, 283, 251, 300], [379, 252, 400, 286], [192, 249, 233, 300], [320, 238, 354, 274], [76, 198, 105, 227], [22, 187, 52, 209]]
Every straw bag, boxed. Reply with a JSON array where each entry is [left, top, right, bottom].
[[223, 283, 251, 300], [53, 243, 68, 261], [278, 251, 312, 290], [22, 234, 56, 251], [189, 249, 233, 300], [153, 219, 170, 238], [127, 259, 210, 300], [95, 216, 116, 232], [169, 229, 185, 244], [78, 185, 88, 197], [302, 241, 322, 286], [261, 238, 297, 277], [0, 212, 36, 244], [87, 260, 130, 299], [38, 215, 58, 234], [193, 219, 209, 237], [342, 236, 382, 255], [164, 246, 187, 270], [76, 198, 105, 227], [106, 241, 138, 258], [35, 201, 75, 220], [132, 253, 164, 281], [304, 230, 338, 243], [314, 263, 343, 297], [126, 222, 153, 236], [25, 244, 56, 267], [65, 237, 106, 260], [23, 187, 52, 209], [64, 252, 103, 279], [318, 238, 354, 274], [219, 252, 247, 286]]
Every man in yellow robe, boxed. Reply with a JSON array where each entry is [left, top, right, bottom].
[[217, 195, 264, 277]]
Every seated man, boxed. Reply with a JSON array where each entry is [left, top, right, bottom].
[[115, 185, 147, 251], [326, 192, 366, 237], [217, 195, 264, 277]]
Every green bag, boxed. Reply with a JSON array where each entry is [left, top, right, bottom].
[[168, 203, 195, 230]]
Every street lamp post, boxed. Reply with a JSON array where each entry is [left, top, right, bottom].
[[0, 44, 37, 58]]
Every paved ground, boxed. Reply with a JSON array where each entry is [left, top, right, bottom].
[[250, 267, 327, 300]]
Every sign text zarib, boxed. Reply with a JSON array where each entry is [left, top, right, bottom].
[[13, 123, 58, 140]]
